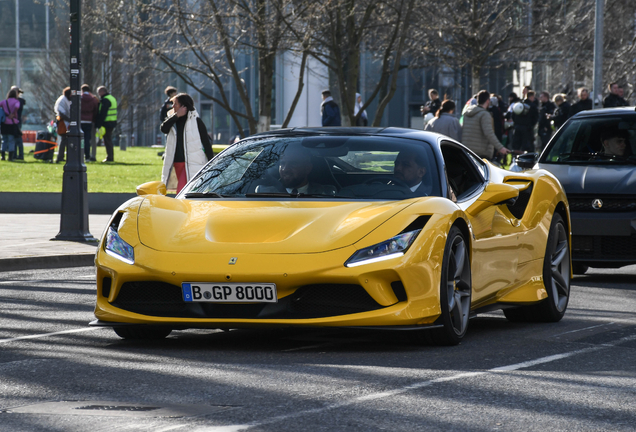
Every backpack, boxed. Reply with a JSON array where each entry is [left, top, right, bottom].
[[0, 100, 7, 124]]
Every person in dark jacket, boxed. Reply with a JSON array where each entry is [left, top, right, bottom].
[[487, 96, 504, 143], [603, 82, 629, 108], [538, 91, 556, 150], [547, 94, 570, 131], [80, 84, 99, 162], [510, 91, 539, 152], [96, 86, 118, 162], [570, 87, 593, 116], [320, 90, 341, 127], [420, 89, 441, 119], [160, 86, 178, 124]]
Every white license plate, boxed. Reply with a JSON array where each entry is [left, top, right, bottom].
[[182, 283, 277, 303]]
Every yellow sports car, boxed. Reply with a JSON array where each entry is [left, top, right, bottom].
[[92, 128, 571, 345]]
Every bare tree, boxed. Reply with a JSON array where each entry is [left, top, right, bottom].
[[412, 0, 525, 93], [533, 0, 636, 100], [100, 0, 312, 136], [296, 0, 415, 126]]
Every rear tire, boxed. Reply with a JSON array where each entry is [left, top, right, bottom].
[[504, 213, 570, 323], [413, 226, 472, 346], [113, 326, 172, 340]]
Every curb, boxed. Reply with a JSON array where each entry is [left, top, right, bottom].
[[0, 192, 137, 214], [0, 254, 96, 272]]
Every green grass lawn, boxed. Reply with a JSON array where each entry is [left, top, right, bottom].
[[0, 144, 164, 193]]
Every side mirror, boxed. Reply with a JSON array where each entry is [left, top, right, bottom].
[[516, 152, 538, 169], [467, 183, 519, 216], [136, 181, 167, 196], [480, 183, 520, 204]]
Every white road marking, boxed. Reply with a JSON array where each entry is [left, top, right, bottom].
[[0, 275, 95, 285], [0, 327, 103, 344], [219, 333, 636, 430], [551, 322, 616, 337]]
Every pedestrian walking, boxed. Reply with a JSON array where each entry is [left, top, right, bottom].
[[160, 93, 214, 193], [320, 90, 341, 127], [570, 87, 593, 117], [603, 82, 629, 108], [617, 86, 629, 105], [10, 86, 25, 160], [421, 89, 441, 119], [54, 87, 72, 163], [160, 86, 178, 124], [96, 86, 118, 162], [1, 89, 21, 162], [462, 90, 510, 160], [80, 84, 99, 162], [510, 90, 539, 153], [354, 93, 368, 126], [488, 95, 504, 143], [538, 91, 556, 150], [424, 99, 462, 142], [547, 94, 570, 131]]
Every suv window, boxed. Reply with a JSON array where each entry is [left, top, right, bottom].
[[543, 115, 636, 163]]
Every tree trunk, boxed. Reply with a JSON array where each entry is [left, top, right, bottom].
[[373, 0, 413, 126], [258, 49, 276, 133], [282, 50, 309, 128], [471, 64, 481, 94]]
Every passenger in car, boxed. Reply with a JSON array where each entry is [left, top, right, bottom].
[[393, 150, 430, 195], [256, 147, 336, 195], [600, 129, 629, 157]]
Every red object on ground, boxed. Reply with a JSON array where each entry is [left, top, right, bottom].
[[22, 130, 38, 143]]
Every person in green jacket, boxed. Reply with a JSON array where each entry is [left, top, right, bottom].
[[96, 86, 117, 162]]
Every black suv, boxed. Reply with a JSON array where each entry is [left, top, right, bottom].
[[517, 107, 636, 274]]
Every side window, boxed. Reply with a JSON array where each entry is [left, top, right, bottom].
[[441, 143, 486, 201]]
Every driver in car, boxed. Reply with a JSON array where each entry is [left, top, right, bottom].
[[393, 150, 430, 195], [256, 146, 336, 195], [600, 129, 629, 157]]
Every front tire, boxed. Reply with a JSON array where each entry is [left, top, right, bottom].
[[504, 213, 570, 322], [572, 263, 588, 275], [414, 226, 472, 346], [113, 326, 172, 340]]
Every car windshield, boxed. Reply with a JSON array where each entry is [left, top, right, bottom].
[[542, 115, 636, 164], [179, 135, 442, 200]]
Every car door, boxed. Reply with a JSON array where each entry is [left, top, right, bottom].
[[440, 142, 519, 304]]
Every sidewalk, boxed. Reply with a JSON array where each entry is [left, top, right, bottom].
[[0, 214, 112, 272]]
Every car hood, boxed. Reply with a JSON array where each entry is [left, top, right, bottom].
[[538, 164, 636, 194], [137, 196, 416, 254]]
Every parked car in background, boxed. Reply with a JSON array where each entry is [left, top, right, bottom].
[[517, 107, 636, 274]]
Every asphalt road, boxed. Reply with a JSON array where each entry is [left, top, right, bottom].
[[1, 266, 635, 432]]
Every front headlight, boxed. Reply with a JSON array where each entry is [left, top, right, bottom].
[[345, 229, 421, 268], [105, 226, 135, 264]]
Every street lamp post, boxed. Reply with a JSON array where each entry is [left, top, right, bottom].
[[54, 0, 96, 242], [592, 0, 604, 109]]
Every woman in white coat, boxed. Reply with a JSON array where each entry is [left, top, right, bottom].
[[160, 93, 214, 193]]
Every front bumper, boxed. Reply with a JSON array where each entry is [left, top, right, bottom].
[[571, 210, 636, 265], [94, 239, 446, 329]]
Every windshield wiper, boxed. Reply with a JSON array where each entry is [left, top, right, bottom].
[[245, 192, 347, 198], [558, 152, 594, 158], [184, 192, 225, 198]]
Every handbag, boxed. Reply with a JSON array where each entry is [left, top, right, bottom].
[[56, 115, 67, 135]]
